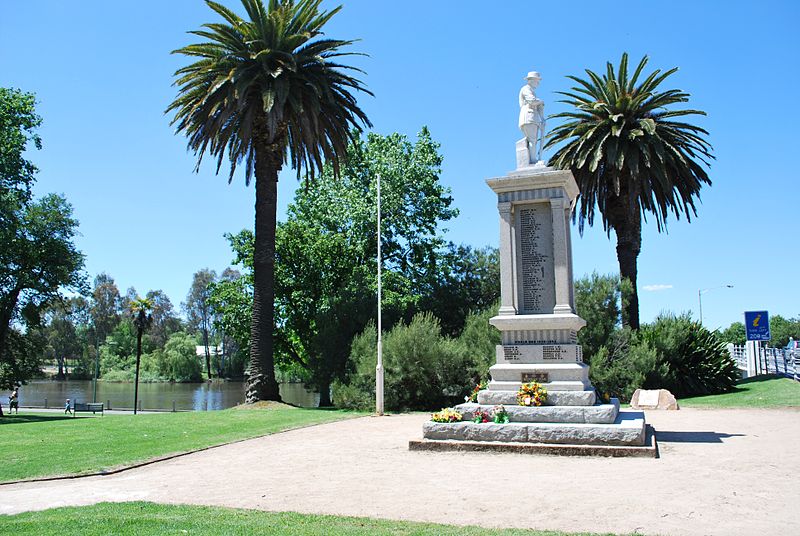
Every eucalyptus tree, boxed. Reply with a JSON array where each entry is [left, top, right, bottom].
[[184, 269, 216, 379], [547, 53, 713, 329], [167, 0, 371, 402]]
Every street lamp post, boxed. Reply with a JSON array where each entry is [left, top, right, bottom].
[[698, 284, 734, 325], [375, 174, 384, 416]]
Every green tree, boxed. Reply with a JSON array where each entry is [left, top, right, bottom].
[[574, 273, 632, 361], [420, 245, 499, 337], [145, 289, 182, 349], [0, 194, 85, 387], [548, 53, 713, 329], [719, 321, 746, 346], [274, 129, 457, 404], [0, 88, 40, 202], [161, 332, 204, 382], [208, 266, 250, 378], [90, 273, 121, 346], [41, 298, 86, 379], [768, 315, 800, 348], [1, 88, 85, 391], [184, 269, 217, 379], [167, 0, 371, 403]]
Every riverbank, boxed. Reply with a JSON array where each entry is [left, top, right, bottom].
[[0, 379, 318, 411]]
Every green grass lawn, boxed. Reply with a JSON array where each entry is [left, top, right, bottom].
[[679, 375, 800, 408], [0, 404, 361, 483], [0, 502, 621, 536]]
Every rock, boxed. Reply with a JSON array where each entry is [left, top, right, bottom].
[[630, 389, 679, 410]]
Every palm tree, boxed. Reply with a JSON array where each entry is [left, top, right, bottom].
[[167, 0, 371, 402], [130, 297, 153, 415], [547, 53, 713, 329]]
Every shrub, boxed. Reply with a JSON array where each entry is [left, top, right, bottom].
[[589, 329, 659, 402], [588, 315, 738, 401], [334, 312, 478, 411], [639, 314, 738, 397]]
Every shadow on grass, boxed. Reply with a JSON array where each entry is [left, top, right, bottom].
[[737, 374, 783, 385], [657, 431, 746, 443], [0, 414, 88, 426]]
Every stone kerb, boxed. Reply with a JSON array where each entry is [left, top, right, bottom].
[[455, 400, 619, 424]]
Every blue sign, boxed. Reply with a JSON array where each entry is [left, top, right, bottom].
[[744, 311, 770, 341]]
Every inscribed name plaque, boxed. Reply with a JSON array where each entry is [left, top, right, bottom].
[[522, 372, 549, 383], [497, 344, 583, 364], [515, 203, 555, 314], [637, 390, 660, 407]]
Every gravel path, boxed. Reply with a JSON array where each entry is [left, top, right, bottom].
[[1, 408, 798, 535]]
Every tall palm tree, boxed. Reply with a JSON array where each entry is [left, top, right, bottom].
[[130, 297, 153, 415], [547, 53, 713, 329], [167, 0, 371, 402]]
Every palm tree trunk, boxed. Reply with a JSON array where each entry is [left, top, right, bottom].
[[246, 147, 282, 403], [202, 325, 212, 380], [134, 328, 142, 415], [613, 207, 642, 330]]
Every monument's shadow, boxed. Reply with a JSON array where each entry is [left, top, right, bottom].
[[655, 431, 746, 443]]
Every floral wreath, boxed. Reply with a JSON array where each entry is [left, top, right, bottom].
[[516, 381, 547, 406], [431, 407, 462, 423]]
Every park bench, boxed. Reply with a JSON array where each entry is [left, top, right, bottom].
[[73, 402, 104, 417]]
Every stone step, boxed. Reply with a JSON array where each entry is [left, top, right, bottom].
[[422, 410, 647, 446], [478, 388, 596, 406], [489, 362, 589, 383], [455, 400, 619, 424], [488, 380, 591, 392]]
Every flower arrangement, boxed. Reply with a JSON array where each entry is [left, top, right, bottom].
[[492, 405, 510, 424], [516, 381, 547, 406], [465, 380, 488, 403], [472, 409, 491, 423], [431, 407, 462, 423]]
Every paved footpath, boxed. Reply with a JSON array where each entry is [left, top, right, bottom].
[[1, 408, 799, 536]]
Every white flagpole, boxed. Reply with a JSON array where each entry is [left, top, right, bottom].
[[376, 174, 384, 416]]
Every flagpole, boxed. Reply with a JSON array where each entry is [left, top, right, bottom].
[[376, 174, 384, 416]]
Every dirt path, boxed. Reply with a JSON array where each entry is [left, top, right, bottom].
[[1, 408, 798, 535]]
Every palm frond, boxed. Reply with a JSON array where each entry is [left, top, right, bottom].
[[546, 53, 713, 235]]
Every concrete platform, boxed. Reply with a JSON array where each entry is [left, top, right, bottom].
[[410, 425, 657, 458], [489, 362, 589, 382], [488, 380, 591, 391], [478, 389, 596, 406], [455, 399, 619, 424], [422, 410, 646, 446]]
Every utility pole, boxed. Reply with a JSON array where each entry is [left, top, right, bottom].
[[375, 174, 384, 416], [698, 284, 734, 326]]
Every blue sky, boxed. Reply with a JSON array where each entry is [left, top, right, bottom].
[[1, 0, 797, 331]]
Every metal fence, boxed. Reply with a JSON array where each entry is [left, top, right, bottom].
[[729, 344, 799, 381]]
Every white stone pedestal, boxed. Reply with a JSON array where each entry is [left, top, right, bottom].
[[416, 163, 647, 451]]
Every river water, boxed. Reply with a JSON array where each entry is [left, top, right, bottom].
[[0, 380, 320, 411]]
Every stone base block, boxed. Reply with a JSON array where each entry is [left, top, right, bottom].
[[489, 362, 589, 383], [478, 389, 596, 406], [488, 380, 591, 391], [455, 399, 619, 424], [422, 410, 646, 446], [409, 425, 657, 458]]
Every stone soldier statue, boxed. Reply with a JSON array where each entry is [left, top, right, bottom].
[[518, 71, 545, 165]]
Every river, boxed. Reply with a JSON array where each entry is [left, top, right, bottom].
[[0, 380, 320, 411]]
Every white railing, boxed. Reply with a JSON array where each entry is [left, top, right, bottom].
[[729, 344, 799, 381]]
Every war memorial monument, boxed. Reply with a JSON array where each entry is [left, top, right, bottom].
[[410, 72, 653, 456]]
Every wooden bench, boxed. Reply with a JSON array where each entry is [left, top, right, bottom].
[[73, 402, 104, 417]]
